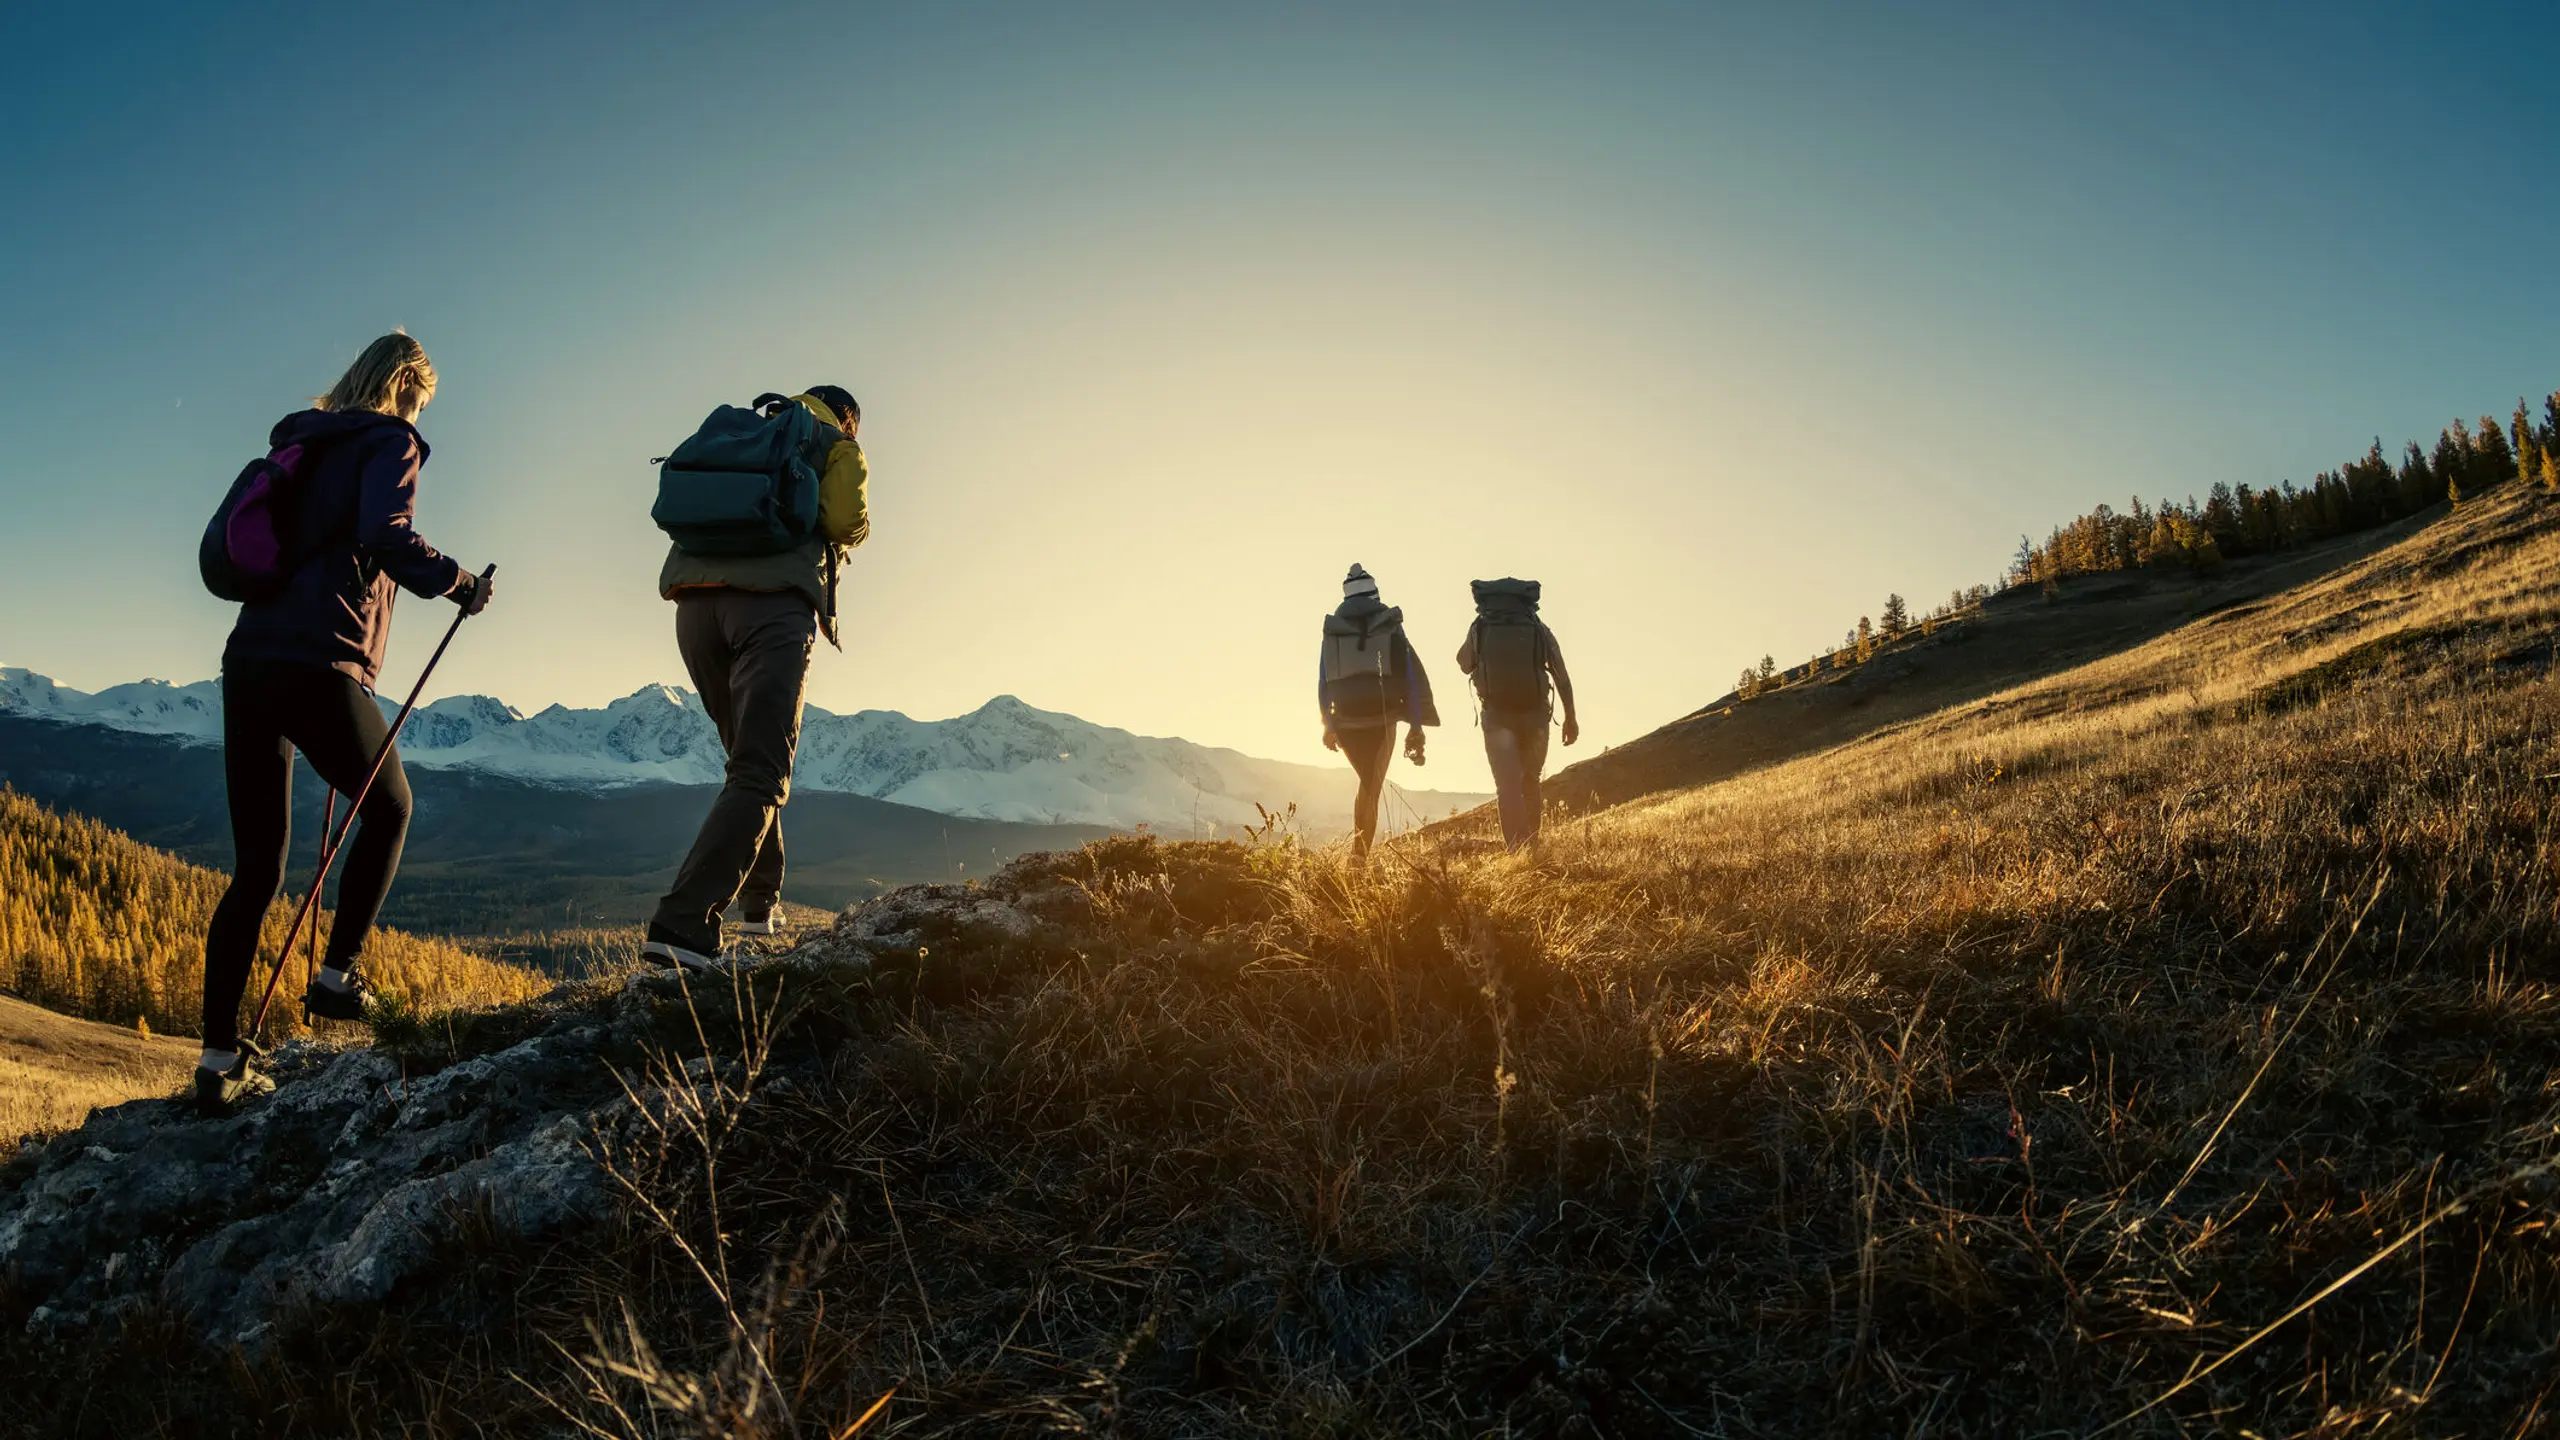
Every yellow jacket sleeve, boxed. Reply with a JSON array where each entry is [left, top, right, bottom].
[[819, 437, 869, 548]]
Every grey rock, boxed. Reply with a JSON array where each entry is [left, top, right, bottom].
[[0, 873, 939, 1347], [0, 1013, 629, 1345], [832, 881, 1043, 953]]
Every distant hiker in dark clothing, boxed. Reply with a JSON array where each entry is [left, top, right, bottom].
[[1456, 578, 1577, 851], [1319, 563, 1439, 858], [643, 386, 870, 970], [198, 332, 494, 1114]]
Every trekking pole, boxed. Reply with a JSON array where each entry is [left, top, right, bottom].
[[248, 565, 495, 1039]]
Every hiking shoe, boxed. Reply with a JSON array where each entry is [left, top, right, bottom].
[[194, 1043, 274, 1118], [732, 908, 783, 937], [301, 968, 373, 1023], [642, 925, 730, 973]]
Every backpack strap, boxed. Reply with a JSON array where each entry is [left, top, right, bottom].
[[751, 392, 792, 416]]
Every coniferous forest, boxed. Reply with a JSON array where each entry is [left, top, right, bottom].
[[0, 788, 544, 1039], [1736, 390, 2560, 700]]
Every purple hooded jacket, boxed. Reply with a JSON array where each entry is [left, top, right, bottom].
[[222, 409, 465, 688]]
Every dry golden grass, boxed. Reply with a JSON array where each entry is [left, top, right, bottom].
[[0, 994, 193, 1156], [14, 485, 2560, 1437], [1537, 502, 2437, 816]]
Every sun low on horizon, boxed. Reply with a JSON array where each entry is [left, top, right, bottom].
[[16, 4, 2560, 1435], [3, 3, 2555, 795]]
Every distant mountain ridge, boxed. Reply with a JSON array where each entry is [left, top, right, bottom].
[[0, 668, 1484, 835]]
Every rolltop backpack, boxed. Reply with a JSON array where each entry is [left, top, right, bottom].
[[1321, 607, 1408, 725], [1470, 578, 1549, 713], [201, 441, 326, 602], [651, 394, 832, 557]]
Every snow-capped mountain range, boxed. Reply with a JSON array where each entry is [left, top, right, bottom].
[[0, 667, 1485, 836]]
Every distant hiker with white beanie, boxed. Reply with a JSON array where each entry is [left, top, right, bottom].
[[1457, 578, 1578, 851], [643, 385, 870, 969], [1319, 563, 1439, 858]]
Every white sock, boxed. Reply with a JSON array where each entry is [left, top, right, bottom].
[[316, 966, 353, 993], [198, 1048, 237, 1073]]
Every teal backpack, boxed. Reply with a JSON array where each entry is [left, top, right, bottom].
[[651, 394, 832, 557]]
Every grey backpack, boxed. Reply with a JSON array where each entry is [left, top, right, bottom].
[[1321, 607, 1406, 724], [1470, 578, 1548, 712]]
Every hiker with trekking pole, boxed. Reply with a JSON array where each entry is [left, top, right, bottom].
[[1319, 563, 1438, 860], [1456, 578, 1578, 852], [640, 384, 870, 971], [191, 332, 495, 1116]]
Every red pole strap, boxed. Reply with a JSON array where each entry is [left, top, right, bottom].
[[248, 565, 495, 1040]]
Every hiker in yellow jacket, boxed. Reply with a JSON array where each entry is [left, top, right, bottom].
[[645, 388, 868, 969]]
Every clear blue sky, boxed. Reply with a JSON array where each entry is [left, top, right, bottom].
[[2, 1, 2553, 787]]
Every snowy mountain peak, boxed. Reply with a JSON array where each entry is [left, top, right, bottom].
[[621, 683, 694, 711], [0, 666, 1489, 836], [0, 667, 224, 739]]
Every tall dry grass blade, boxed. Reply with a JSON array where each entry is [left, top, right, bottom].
[[2152, 869, 2388, 1217], [2105, 1159, 2557, 1434], [833, 1386, 896, 1438]]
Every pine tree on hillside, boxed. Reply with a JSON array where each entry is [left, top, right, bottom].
[[2398, 442, 2435, 512], [2436, 425, 2469, 503], [2341, 443, 2384, 524], [2311, 473, 2345, 536], [1855, 616, 1876, 662], [1757, 655, 1777, 689], [2474, 416, 2515, 489], [2201, 483, 2241, 552], [1881, 594, 1909, 637], [2518, 402, 2544, 493], [2232, 485, 2273, 554], [2542, 391, 2560, 455]]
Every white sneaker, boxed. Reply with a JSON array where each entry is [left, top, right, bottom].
[[731, 910, 781, 937], [641, 938, 729, 973]]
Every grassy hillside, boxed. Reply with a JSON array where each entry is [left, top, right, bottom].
[[0, 993, 194, 1153], [1527, 504, 2439, 820], [0, 788, 551, 1043], [18, 485, 2560, 1435], [1534, 386, 2556, 823]]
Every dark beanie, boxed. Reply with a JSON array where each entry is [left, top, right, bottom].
[[804, 384, 860, 427]]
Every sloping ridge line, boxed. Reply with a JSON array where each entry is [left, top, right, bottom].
[[1518, 507, 2450, 824]]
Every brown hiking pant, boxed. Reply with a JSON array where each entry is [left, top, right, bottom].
[[1481, 708, 1551, 850], [650, 590, 815, 950]]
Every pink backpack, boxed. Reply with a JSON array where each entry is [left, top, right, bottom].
[[199, 443, 318, 602]]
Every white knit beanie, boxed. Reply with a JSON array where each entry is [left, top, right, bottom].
[[1343, 563, 1379, 599]]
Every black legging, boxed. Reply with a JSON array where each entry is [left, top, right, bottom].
[[201, 659, 413, 1049]]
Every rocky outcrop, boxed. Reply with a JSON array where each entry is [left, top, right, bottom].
[[1, 1022, 622, 1346], [0, 872, 1075, 1347]]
